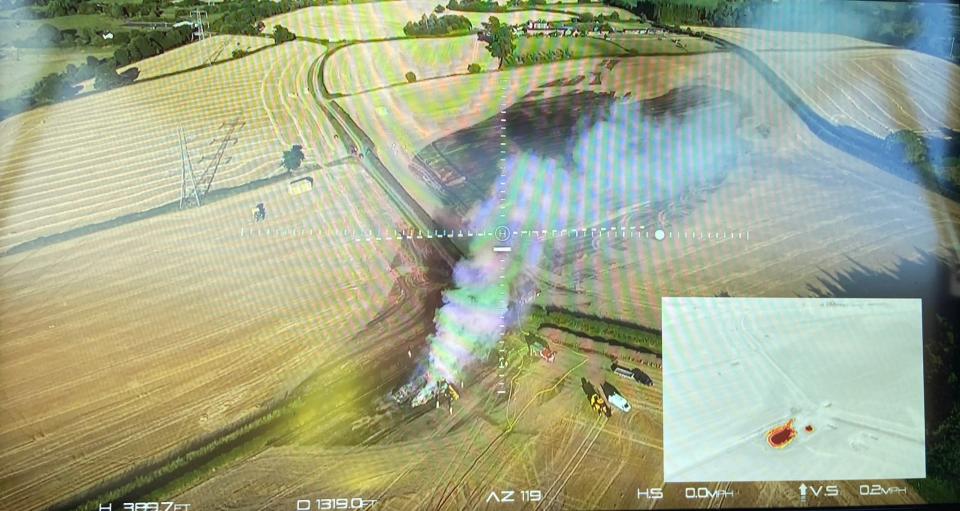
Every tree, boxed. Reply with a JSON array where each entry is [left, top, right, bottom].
[[886, 130, 929, 164], [109, 3, 126, 18], [480, 16, 514, 69], [35, 23, 62, 45], [82, 27, 101, 46], [405, 71, 417, 82], [94, 66, 123, 90], [282, 144, 305, 172], [113, 46, 131, 66], [132, 35, 158, 59], [434, 3, 444, 13], [162, 29, 185, 50], [93, 65, 138, 91], [146, 30, 165, 51], [33, 73, 80, 103], [272, 24, 296, 44]]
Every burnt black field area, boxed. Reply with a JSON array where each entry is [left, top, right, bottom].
[[411, 85, 753, 218]]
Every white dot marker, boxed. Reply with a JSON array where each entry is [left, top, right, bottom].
[[654, 229, 666, 241]]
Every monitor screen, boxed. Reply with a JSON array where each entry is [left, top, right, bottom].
[[1, 0, 958, 509]]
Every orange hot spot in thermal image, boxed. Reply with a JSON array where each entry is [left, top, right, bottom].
[[766, 419, 798, 449]]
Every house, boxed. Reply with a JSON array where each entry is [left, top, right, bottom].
[[526, 19, 551, 31]]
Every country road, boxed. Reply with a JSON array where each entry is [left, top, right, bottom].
[[308, 55, 465, 265]]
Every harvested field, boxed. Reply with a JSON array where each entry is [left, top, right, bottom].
[[263, 0, 440, 41], [0, 41, 335, 253], [335, 55, 733, 214], [119, 35, 275, 80], [173, 334, 920, 510], [336, 52, 960, 328], [699, 27, 889, 52], [264, 1, 571, 41], [0, 156, 418, 509], [175, 341, 666, 510], [325, 35, 496, 95], [702, 27, 960, 135]]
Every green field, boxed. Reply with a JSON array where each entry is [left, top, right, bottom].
[[609, 20, 652, 30], [606, 33, 718, 54], [514, 35, 625, 58], [0, 46, 115, 101], [646, 0, 719, 6], [0, 14, 123, 45], [514, 32, 718, 60]]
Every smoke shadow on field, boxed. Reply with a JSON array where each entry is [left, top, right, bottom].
[[412, 86, 751, 221], [803, 249, 960, 427], [281, 237, 455, 447]]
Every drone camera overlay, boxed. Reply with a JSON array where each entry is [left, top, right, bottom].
[[1, 0, 959, 510]]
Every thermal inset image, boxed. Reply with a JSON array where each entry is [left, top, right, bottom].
[[662, 297, 926, 482]]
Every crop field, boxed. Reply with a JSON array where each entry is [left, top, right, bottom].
[[702, 27, 960, 136], [118, 34, 275, 80], [514, 35, 625, 58], [0, 152, 419, 509], [264, 0, 572, 41], [545, 3, 640, 19], [337, 51, 960, 326], [263, 0, 440, 41], [171, 327, 920, 510], [606, 33, 718, 55], [3, 1, 959, 507], [173, 338, 670, 510], [0, 40, 333, 253], [765, 49, 960, 136], [699, 26, 888, 52], [334, 58, 621, 215], [325, 35, 496, 95]]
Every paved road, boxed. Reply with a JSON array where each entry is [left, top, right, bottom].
[[307, 56, 464, 265]]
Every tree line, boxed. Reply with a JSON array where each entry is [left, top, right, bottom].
[[526, 305, 663, 354], [445, 0, 546, 12], [111, 25, 193, 66], [6, 0, 190, 19], [210, 0, 304, 35], [403, 13, 473, 36], [885, 129, 960, 198]]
